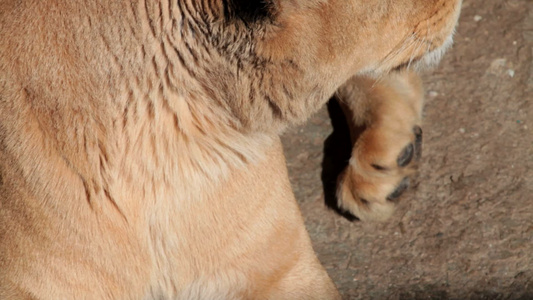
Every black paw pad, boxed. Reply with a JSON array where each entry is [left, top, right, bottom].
[[397, 143, 414, 167], [387, 177, 410, 202]]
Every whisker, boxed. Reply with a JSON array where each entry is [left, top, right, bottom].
[[372, 33, 417, 86], [407, 36, 425, 70], [380, 34, 415, 67]]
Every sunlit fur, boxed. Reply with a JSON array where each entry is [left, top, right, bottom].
[[0, 0, 460, 298], [336, 70, 425, 221]]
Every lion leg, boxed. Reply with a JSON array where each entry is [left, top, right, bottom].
[[261, 254, 341, 300], [335, 70, 424, 221]]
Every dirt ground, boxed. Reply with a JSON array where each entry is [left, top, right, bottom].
[[281, 0, 533, 299]]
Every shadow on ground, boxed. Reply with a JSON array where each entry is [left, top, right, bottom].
[[321, 99, 358, 221]]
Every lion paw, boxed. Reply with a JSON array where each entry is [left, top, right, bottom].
[[334, 70, 424, 221], [337, 125, 422, 221]]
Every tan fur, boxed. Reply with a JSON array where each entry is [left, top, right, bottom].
[[337, 71, 425, 221], [0, 0, 461, 299]]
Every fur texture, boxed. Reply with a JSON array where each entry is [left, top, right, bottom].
[[0, 0, 461, 298]]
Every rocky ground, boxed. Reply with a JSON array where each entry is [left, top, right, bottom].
[[281, 0, 533, 298]]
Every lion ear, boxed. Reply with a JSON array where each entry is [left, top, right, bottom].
[[224, 0, 278, 23]]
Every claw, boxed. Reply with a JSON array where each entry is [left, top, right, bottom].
[[387, 177, 410, 202]]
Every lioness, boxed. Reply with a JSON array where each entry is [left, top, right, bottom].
[[0, 0, 461, 299]]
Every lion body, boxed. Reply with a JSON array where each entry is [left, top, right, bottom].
[[0, 0, 460, 298]]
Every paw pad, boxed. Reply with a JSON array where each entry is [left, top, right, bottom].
[[387, 177, 410, 202], [397, 143, 414, 167]]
